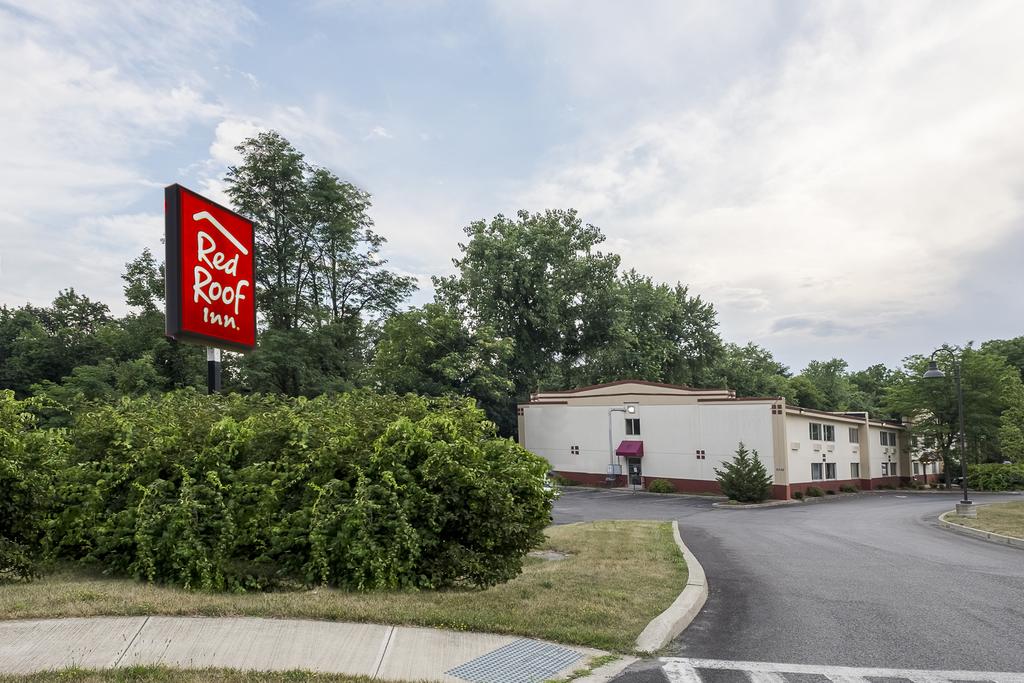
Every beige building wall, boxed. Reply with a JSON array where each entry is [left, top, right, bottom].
[[520, 400, 776, 484], [517, 381, 907, 499], [785, 411, 864, 484]]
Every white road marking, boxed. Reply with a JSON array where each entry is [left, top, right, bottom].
[[662, 659, 702, 683], [745, 672, 787, 683], [660, 657, 1021, 682]]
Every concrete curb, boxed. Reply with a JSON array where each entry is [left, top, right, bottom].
[[939, 510, 1024, 550], [634, 521, 708, 654], [711, 499, 801, 509]]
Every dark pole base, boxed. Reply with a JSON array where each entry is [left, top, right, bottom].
[[207, 360, 221, 394]]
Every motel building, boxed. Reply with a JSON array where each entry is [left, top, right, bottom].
[[517, 380, 938, 500]]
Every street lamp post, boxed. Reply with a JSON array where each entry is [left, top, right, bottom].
[[607, 405, 636, 486], [923, 349, 974, 516]]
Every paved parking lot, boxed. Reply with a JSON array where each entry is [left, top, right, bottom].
[[553, 488, 1024, 675]]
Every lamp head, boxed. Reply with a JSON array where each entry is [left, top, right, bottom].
[[923, 359, 945, 379], [626, 405, 636, 414]]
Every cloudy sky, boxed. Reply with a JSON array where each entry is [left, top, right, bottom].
[[2, 0, 1023, 372]]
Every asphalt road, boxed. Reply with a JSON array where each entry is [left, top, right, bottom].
[[552, 488, 1024, 676]]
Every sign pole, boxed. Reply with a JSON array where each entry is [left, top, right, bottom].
[[207, 347, 222, 394]]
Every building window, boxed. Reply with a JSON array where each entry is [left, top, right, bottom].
[[849, 427, 859, 443], [809, 422, 822, 440], [570, 445, 580, 455], [811, 463, 823, 480], [880, 431, 898, 447], [825, 463, 837, 479], [913, 462, 920, 475], [881, 463, 889, 476], [625, 418, 641, 435], [823, 425, 835, 442], [850, 462, 860, 479], [932, 462, 938, 474], [890, 462, 897, 475]]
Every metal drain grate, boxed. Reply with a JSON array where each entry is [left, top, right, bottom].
[[446, 638, 583, 683]]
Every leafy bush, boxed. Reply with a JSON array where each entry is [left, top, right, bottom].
[[50, 389, 553, 591], [792, 490, 804, 500], [647, 479, 675, 494], [805, 487, 824, 497], [714, 442, 773, 503], [839, 484, 858, 493], [967, 463, 1024, 491], [0, 391, 66, 582], [825, 489, 836, 495]]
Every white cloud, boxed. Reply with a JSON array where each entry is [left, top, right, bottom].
[[506, 1, 1024, 362], [488, 0, 785, 102], [0, 2, 251, 311]]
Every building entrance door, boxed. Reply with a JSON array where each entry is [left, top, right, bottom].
[[627, 458, 642, 488]]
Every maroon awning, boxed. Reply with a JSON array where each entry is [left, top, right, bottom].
[[616, 440, 644, 457]]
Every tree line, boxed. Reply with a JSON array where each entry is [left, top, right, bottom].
[[3, 131, 1024, 466]]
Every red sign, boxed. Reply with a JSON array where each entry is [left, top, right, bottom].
[[165, 184, 256, 351]]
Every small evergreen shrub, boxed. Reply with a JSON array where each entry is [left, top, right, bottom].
[[825, 489, 836, 495], [792, 491, 804, 500], [714, 442, 773, 503], [839, 484, 858, 493], [805, 487, 824, 497], [647, 479, 675, 494]]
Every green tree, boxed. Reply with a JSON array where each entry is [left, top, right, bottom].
[[982, 337, 1024, 383], [847, 363, 897, 416], [885, 346, 1024, 478], [715, 442, 773, 503], [0, 291, 116, 396], [370, 303, 515, 433], [581, 269, 722, 387], [122, 248, 164, 313], [225, 131, 415, 334], [708, 342, 792, 398], [434, 209, 621, 402], [304, 168, 414, 322], [797, 358, 853, 411], [788, 375, 825, 409], [224, 131, 414, 395], [225, 131, 310, 332]]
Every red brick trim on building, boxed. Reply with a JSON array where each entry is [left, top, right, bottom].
[[552, 470, 723, 496], [553, 471, 932, 500]]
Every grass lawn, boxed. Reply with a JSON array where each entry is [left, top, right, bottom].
[[950, 501, 1024, 539], [0, 666, 390, 683], [0, 521, 685, 653]]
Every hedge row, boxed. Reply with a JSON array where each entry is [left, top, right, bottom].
[[0, 391, 65, 581], [2, 390, 553, 591], [966, 462, 1024, 491]]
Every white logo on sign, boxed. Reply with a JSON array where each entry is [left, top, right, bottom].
[[191, 212, 250, 330]]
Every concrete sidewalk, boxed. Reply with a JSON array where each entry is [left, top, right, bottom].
[[0, 616, 605, 681]]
